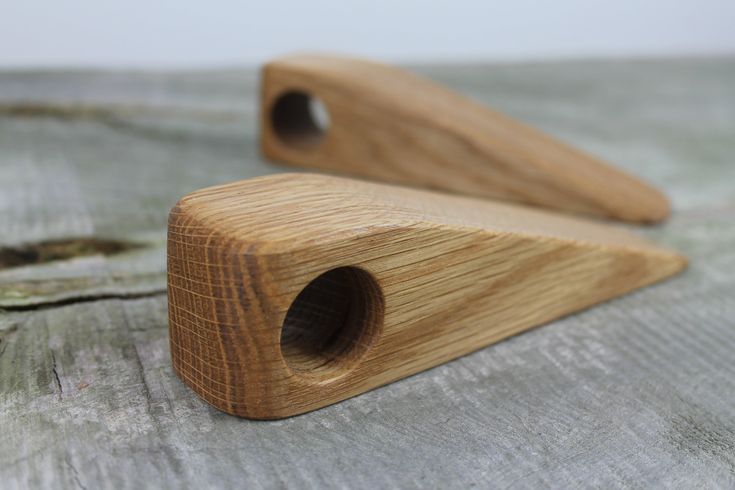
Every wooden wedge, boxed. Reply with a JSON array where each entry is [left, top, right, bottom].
[[167, 173, 685, 419], [260, 54, 669, 223]]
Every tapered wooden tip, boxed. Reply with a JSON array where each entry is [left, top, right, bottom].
[[167, 174, 685, 418], [260, 54, 671, 224]]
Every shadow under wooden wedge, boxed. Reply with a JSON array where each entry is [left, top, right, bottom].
[[260, 54, 669, 223], [167, 173, 685, 419]]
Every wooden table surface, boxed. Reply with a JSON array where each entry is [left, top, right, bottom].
[[1, 58, 734, 489]]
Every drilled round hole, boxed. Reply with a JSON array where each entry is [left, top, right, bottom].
[[280, 267, 383, 379], [271, 91, 330, 148]]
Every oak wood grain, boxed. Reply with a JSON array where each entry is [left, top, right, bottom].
[[167, 173, 685, 418], [260, 54, 670, 223]]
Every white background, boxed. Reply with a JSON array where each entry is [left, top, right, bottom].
[[2, 0, 734, 68]]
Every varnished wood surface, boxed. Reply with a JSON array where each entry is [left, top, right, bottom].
[[168, 174, 684, 418], [1, 58, 734, 488], [261, 54, 670, 223]]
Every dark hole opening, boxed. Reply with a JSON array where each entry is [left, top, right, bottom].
[[270, 91, 329, 148], [280, 267, 383, 379]]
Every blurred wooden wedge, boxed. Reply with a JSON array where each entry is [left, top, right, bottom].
[[260, 54, 669, 223]]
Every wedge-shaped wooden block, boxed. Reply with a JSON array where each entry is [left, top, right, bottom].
[[260, 54, 669, 223], [167, 173, 685, 419]]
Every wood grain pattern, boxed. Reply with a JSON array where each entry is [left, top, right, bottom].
[[260, 54, 670, 223], [167, 173, 685, 419]]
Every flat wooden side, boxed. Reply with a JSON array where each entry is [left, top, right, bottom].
[[167, 202, 288, 416]]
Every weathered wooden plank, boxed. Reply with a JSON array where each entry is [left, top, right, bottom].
[[1, 58, 734, 488]]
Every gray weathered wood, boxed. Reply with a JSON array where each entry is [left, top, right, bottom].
[[1, 58, 734, 489]]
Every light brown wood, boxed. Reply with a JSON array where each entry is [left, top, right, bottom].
[[167, 173, 685, 419], [260, 54, 670, 223]]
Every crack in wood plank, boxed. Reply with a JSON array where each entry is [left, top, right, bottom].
[[0, 102, 246, 145], [0, 102, 239, 122], [50, 350, 62, 400], [1, 290, 167, 312], [64, 457, 88, 490], [0, 238, 144, 270]]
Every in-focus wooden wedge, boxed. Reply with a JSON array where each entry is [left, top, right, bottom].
[[167, 174, 685, 419], [260, 54, 669, 223]]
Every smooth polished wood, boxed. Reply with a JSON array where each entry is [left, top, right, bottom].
[[167, 173, 685, 419], [260, 54, 670, 223]]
